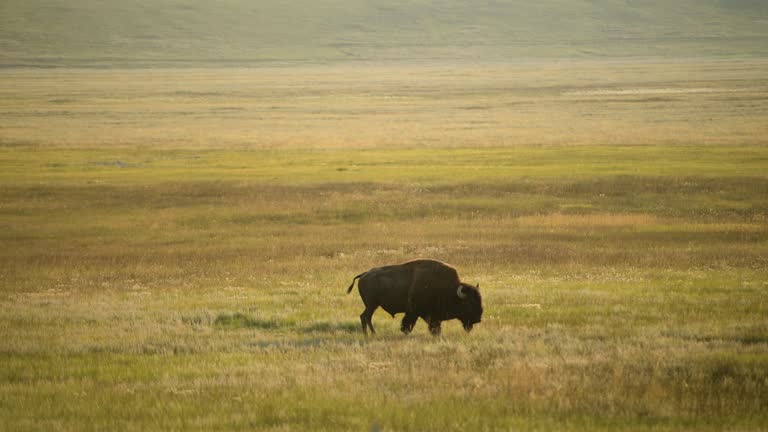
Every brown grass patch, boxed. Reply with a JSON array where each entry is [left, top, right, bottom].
[[517, 213, 659, 227]]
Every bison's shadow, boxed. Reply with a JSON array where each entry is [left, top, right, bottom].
[[213, 312, 281, 330], [213, 312, 445, 346], [214, 312, 359, 334], [300, 321, 360, 333]]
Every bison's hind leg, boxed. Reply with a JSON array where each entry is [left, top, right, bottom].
[[360, 306, 377, 335]]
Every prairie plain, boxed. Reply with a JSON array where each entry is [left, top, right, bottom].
[[1, 60, 768, 431]]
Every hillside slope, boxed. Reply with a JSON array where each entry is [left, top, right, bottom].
[[1, 0, 767, 66]]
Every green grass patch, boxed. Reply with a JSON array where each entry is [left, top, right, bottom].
[[3, 146, 768, 185], [1, 143, 767, 430]]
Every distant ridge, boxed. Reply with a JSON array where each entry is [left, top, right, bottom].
[[1, 0, 767, 67]]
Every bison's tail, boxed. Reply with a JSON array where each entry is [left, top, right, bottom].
[[346, 272, 366, 294]]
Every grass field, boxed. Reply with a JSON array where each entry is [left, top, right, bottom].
[[1, 61, 768, 430], [2, 60, 768, 150]]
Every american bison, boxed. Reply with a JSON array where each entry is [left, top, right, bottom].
[[346, 259, 482, 336]]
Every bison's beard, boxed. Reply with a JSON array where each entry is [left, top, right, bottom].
[[463, 322, 474, 332]]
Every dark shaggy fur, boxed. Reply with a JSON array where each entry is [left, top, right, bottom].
[[346, 259, 483, 336]]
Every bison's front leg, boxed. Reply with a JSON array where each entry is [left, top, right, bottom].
[[426, 299, 444, 336], [400, 313, 418, 335]]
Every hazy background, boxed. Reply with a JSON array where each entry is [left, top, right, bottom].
[[2, 0, 768, 67]]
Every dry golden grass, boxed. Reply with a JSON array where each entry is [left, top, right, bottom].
[[516, 213, 659, 227], [1, 59, 767, 150]]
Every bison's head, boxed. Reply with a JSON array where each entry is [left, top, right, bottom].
[[456, 283, 483, 332]]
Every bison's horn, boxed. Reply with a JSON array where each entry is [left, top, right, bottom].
[[457, 285, 467, 299]]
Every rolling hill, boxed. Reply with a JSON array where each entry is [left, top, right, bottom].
[[1, 0, 767, 66]]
